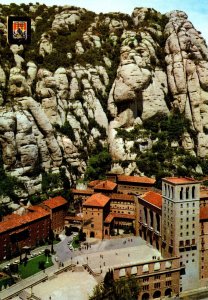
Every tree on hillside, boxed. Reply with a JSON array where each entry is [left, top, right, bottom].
[[84, 148, 112, 181]]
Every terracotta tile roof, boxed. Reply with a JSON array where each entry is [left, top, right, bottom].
[[117, 175, 155, 184], [104, 213, 135, 223], [164, 177, 200, 184], [110, 193, 135, 202], [83, 193, 110, 207], [43, 196, 67, 209], [94, 180, 117, 191], [0, 207, 50, 234], [200, 207, 208, 221], [72, 189, 94, 195], [88, 180, 101, 187], [140, 191, 162, 209]]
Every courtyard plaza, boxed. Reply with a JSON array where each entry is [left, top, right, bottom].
[[0, 236, 161, 300]]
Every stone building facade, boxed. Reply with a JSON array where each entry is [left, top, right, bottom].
[[113, 256, 181, 300]]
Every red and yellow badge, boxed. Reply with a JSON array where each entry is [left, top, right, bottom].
[[7, 16, 31, 45], [12, 21, 27, 40]]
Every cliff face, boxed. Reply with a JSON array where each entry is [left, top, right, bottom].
[[0, 4, 208, 201]]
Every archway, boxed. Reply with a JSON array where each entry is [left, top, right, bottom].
[[153, 290, 161, 298], [142, 293, 150, 300], [165, 288, 172, 297], [90, 231, 95, 238]]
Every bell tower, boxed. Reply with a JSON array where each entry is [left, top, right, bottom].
[[161, 177, 200, 292]]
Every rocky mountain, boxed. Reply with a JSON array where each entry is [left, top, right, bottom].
[[0, 4, 208, 205]]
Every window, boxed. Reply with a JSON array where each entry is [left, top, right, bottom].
[[193, 202, 195, 207], [187, 210, 189, 214], [143, 277, 149, 282], [192, 231, 195, 235], [166, 273, 171, 277], [154, 283, 160, 288], [181, 204, 183, 208], [166, 281, 172, 286], [186, 217, 189, 221], [186, 225, 189, 229], [187, 203, 189, 208], [142, 285, 149, 291], [192, 186, 196, 198], [91, 224, 94, 228], [186, 232, 189, 236], [192, 217, 195, 221], [180, 225, 183, 229], [154, 275, 160, 280], [180, 232, 183, 237], [180, 187, 183, 200], [180, 211, 183, 215], [193, 210, 195, 214], [192, 224, 195, 228]]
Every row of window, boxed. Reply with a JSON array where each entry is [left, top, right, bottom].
[[180, 210, 196, 215], [180, 224, 195, 229], [143, 281, 172, 291], [180, 231, 195, 237], [143, 273, 171, 282]]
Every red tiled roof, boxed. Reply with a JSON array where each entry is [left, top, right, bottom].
[[141, 191, 162, 209], [83, 193, 110, 207], [94, 180, 117, 191], [117, 175, 155, 184], [88, 180, 101, 187], [164, 177, 200, 184], [43, 196, 67, 209], [200, 207, 208, 221], [104, 213, 135, 223], [72, 189, 93, 195], [0, 207, 50, 234], [110, 193, 135, 202]]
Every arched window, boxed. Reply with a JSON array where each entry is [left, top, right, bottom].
[[156, 214, 160, 231], [165, 261, 172, 269], [142, 264, 149, 273], [154, 262, 160, 271], [150, 211, 153, 227], [180, 187, 183, 200], [192, 186, 196, 199], [186, 187, 189, 199], [119, 268, 126, 277], [144, 207, 148, 223], [171, 186, 174, 199], [168, 185, 170, 197], [164, 184, 167, 196], [131, 266, 137, 275]]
